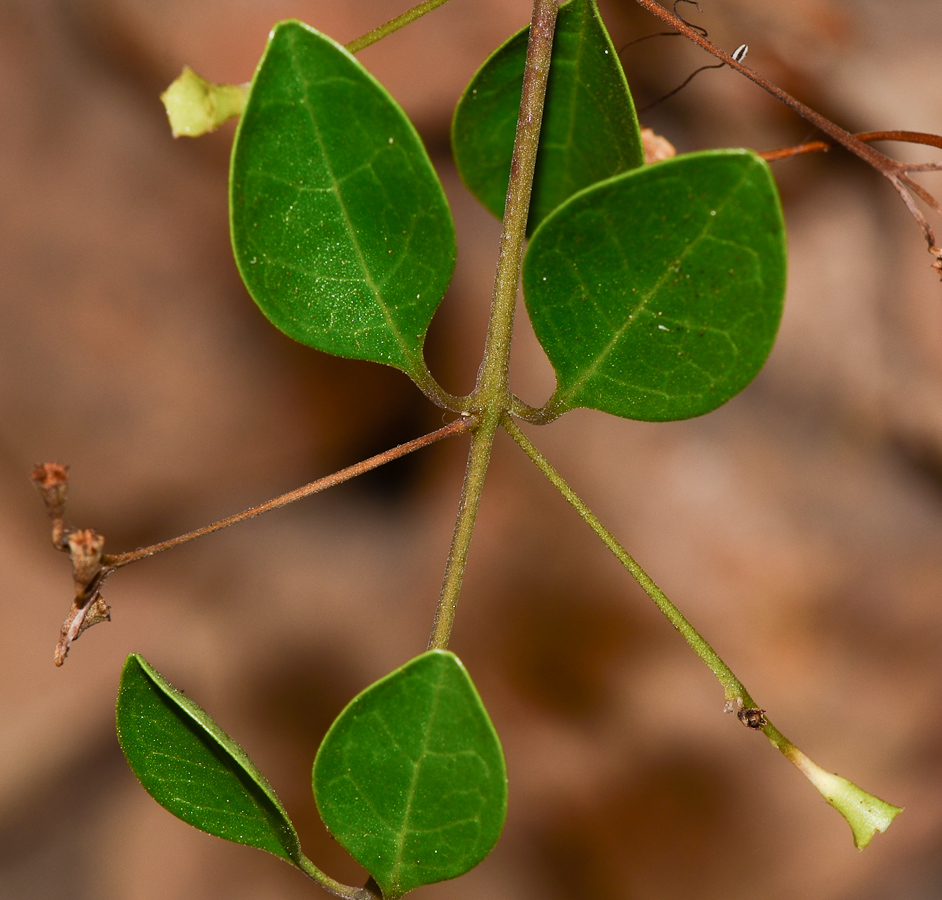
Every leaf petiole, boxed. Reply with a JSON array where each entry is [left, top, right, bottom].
[[297, 854, 379, 900]]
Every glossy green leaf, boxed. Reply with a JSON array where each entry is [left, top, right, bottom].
[[231, 20, 456, 378], [523, 149, 787, 421], [451, 0, 643, 234], [116, 654, 302, 866], [313, 650, 507, 899]]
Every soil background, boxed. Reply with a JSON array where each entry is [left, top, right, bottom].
[[2, 2, 942, 899]]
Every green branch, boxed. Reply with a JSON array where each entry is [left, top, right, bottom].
[[502, 414, 903, 849], [427, 0, 559, 650]]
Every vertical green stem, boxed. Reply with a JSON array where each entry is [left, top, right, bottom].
[[428, 0, 559, 650], [474, 0, 558, 402], [427, 418, 499, 649]]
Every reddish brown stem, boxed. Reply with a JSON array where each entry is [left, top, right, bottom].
[[762, 131, 942, 164], [631, 0, 942, 266], [103, 416, 474, 569]]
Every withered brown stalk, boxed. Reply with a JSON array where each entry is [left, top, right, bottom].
[[631, 0, 942, 272]]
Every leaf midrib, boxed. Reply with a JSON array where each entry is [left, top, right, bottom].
[[288, 31, 420, 373], [550, 164, 752, 411]]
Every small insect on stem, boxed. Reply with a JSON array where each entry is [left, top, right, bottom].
[[731, 43, 748, 64], [737, 706, 768, 729]]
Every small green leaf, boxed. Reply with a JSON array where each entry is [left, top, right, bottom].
[[313, 650, 507, 899], [116, 654, 302, 866], [452, 0, 644, 234], [523, 149, 787, 421], [231, 20, 456, 379]]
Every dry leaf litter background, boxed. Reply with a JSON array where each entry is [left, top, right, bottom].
[[2, 1, 942, 899]]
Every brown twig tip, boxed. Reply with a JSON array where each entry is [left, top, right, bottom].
[[67, 529, 105, 595], [53, 529, 112, 667], [31, 461, 69, 493], [55, 591, 112, 667], [630, 1, 942, 277], [31, 462, 70, 546], [930, 246, 942, 278]]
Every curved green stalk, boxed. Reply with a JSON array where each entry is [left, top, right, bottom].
[[428, 0, 559, 650], [298, 853, 378, 900], [502, 414, 902, 849]]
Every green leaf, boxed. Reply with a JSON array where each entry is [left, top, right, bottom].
[[116, 654, 302, 866], [230, 20, 456, 379], [451, 0, 644, 235], [523, 149, 787, 421], [313, 650, 507, 899]]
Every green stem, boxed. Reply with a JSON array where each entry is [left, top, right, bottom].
[[501, 415, 751, 704], [474, 0, 557, 402], [428, 0, 559, 650], [428, 414, 499, 649], [345, 0, 456, 54], [503, 414, 903, 848], [298, 854, 378, 900]]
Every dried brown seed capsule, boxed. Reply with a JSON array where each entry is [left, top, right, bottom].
[[31, 462, 70, 546]]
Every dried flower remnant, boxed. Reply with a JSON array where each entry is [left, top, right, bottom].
[[33, 420, 474, 665], [32, 463, 113, 665], [640, 127, 677, 164], [31, 462, 69, 548], [55, 529, 111, 667]]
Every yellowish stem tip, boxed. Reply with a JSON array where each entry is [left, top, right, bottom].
[[788, 748, 903, 849], [160, 67, 247, 138]]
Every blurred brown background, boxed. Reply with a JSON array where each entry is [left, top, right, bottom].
[[2, 1, 942, 898]]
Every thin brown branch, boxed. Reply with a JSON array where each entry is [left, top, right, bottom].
[[104, 416, 474, 569], [42, 416, 474, 665], [630, 0, 942, 271], [762, 131, 942, 166]]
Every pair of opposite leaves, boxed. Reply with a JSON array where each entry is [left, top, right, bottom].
[[117, 651, 506, 900], [231, 0, 787, 424]]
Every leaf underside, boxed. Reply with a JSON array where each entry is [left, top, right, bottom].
[[523, 149, 788, 422], [313, 650, 507, 899], [452, 0, 644, 235], [116, 654, 302, 865], [230, 20, 456, 379]]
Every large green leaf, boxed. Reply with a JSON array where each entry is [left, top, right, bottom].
[[313, 650, 507, 899], [523, 149, 787, 421], [451, 0, 643, 235], [231, 20, 456, 378], [116, 654, 302, 865]]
